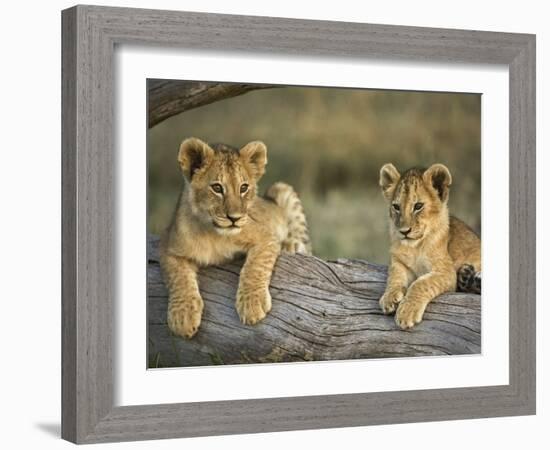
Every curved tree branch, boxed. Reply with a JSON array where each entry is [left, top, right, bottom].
[[148, 79, 275, 127]]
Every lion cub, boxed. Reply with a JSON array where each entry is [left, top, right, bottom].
[[160, 137, 311, 339], [378, 163, 481, 329]]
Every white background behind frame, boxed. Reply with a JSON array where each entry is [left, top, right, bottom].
[[1, 0, 547, 449], [115, 45, 509, 406]]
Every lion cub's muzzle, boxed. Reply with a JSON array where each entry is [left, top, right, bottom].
[[400, 230, 424, 242], [395, 224, 425, 242], [212, 213, 248, 233]]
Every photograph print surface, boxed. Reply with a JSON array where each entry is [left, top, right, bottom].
[[147, 80, 481, 368]]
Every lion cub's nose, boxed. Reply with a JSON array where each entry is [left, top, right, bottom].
[[399, 227, 412, 237], [227, 213, 243, 224]]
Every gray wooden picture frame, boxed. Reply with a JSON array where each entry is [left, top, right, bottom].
[[61, 4, 536, 444]]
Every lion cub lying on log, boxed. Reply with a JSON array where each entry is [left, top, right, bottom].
[[160, 138, 311, 339], [379, 163, 481, 330]]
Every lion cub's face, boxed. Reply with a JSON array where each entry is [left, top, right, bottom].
[[178, 138, 268, 235], [379, 163, 452, 244]]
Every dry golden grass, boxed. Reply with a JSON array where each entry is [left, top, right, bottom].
[[148, 86, 480, 264]]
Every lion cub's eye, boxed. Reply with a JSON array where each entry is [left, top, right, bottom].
[[240, 183, 249, 194], [392, 203, 400, 212], [211, 183, 224, 194], [414, 202, 424, 211]]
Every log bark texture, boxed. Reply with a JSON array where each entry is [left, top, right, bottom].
[[148, 80, 274, 128], [147, 235, 481, 368]]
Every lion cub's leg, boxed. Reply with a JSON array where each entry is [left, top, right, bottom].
[[395, 265, 456, 330], [236, 241, 280, 325], [160, 253, 203, 339], [380, 260, 412, 314], [457, 264, 482, 294]]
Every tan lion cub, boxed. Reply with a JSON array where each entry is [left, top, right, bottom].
[[378, 163, 481, 329], [160, 137, 311, 339]]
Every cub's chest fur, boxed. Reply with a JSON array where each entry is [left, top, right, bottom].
[[182, 231, 244, 266], [393, 244, 432, 278]]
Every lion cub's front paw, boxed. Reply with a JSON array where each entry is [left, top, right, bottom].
[[236, 288, 272, 325], [395, 299, 426, 330], [379, 289, 405, 314], [167, 297, 203, 339]]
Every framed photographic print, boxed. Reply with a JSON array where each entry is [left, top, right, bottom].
[[146, 81, 482, 369], [62, 4, 536, 444]]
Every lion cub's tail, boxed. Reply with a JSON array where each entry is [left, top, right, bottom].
[[265, 182, 312, 255]]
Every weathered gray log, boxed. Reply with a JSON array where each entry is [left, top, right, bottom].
[[148, 80, 274, 128], [147, 235, 480, 367]]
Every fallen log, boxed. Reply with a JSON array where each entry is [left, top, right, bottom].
[[147, 235, 481, 368]]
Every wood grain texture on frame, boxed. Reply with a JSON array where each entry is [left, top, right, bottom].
[[61, 4, 536, 444]]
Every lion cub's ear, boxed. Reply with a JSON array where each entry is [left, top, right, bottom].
[[178, 138, 214, 180], [424, 163, 452, 203], [379, 163, 401, 201], [239, 141, 268, 179]]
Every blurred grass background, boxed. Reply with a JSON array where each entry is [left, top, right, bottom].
[[148, 85, 480, 264]]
